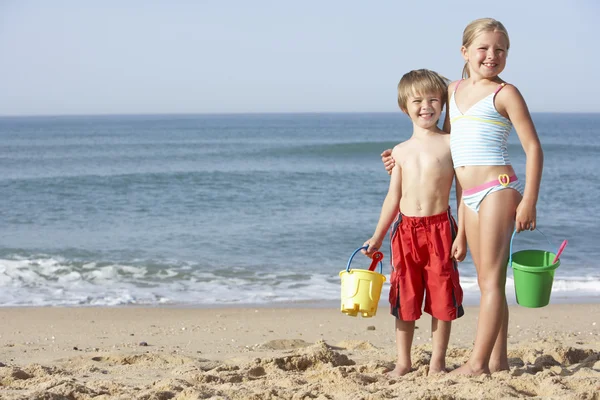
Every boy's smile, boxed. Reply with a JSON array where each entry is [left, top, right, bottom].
[[404, 92, 443, 129]]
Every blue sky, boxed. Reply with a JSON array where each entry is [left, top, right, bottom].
[[0, 0, 598, 116]]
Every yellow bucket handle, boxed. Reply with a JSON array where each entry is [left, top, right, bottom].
[[346, 246, 383, 274]]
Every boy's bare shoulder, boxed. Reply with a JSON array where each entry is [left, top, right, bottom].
[[441, 131, 451, 144], [391, 139, 412, 157], [437, 132, 452, 151]]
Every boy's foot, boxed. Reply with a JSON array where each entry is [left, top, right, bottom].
[[386, 365, 411, 377], [428, 359, 447, 375], [428, 366, 447, 375], [449, 362, 490, 376], [489, 362, 509, 373]]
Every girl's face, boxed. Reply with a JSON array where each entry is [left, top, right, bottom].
[[462, 30, 509, 79]]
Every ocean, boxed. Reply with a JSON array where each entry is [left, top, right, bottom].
[[1, 113, 598, 307]]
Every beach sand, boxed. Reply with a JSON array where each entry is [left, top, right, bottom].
[[0, 303, 599, 399]]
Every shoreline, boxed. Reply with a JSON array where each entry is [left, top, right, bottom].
[[1, 304, 599, 399], [1, 293, 598, 309]]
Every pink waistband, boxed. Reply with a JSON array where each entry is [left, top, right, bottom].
[[463, 175, 518, 196]]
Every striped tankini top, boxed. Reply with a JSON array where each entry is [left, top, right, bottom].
[[449, 82, 513, 167]]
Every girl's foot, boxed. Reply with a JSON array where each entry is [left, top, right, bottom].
[[449, 361, 490, 376]]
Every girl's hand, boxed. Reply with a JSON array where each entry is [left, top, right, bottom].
[[381, 149, 395, 175], [361, 238, 382, 257], [451, 235, 467, 262], [515, 200, 537, 232]]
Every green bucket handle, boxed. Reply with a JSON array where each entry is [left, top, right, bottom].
[[508, 229, 553, 267]]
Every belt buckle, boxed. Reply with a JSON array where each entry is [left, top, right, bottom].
[[498, 174, 510, 187]]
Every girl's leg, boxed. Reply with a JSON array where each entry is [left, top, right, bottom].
[[451, 189, 520, 375], [388, 319, 415, 377], [450, 206, 482, 374], [489, 298, 509, 372], [488, 189, 520, 373], [429, 318, 451, 374]]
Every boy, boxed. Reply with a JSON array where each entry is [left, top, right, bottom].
[[362, 69, 466, 376]]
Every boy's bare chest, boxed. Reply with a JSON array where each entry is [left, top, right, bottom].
[[400, 146, 452, 170]]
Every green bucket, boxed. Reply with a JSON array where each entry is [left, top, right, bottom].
[[509, 230, 561, 308]]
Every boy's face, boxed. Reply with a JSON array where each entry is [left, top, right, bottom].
[[403, 91, 443, 129]]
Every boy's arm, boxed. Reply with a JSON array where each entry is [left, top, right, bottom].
[[451, 174, 467, 262], [363, 151, 402, 256], [455, 175, 465, 236]]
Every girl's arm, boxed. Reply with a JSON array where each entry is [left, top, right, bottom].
[[381, 149, 395, 175], [499, 85, 544, 232], [363, 149, 403, 255], [443, 81, 460, 134]]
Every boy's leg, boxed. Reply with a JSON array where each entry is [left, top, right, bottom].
[[389, 318, 415, 377], [430, 318, 451, 374], [388, 216, 423, 377], [421, 210, 463, 375], [451, 189, 520, 375]]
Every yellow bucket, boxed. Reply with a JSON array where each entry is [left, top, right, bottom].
[[339, 246, 386, 318]]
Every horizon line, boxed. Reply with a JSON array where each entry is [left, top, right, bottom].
[[1, 111, 599, 119]]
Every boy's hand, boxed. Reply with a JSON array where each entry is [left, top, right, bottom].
[[515, 200, 537, 232], [451, 236, 467, 262], [380, 149, 395, 175], [361, 239, 382, 257]]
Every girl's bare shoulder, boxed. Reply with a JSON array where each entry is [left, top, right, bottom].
[[495, 83, 527, 114], [447, 80, 461, 94]]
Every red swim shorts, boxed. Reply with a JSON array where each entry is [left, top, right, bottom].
[[389, 208, 464, 322]]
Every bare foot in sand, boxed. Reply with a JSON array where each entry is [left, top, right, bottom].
[[427, 357, 447, 375], [386, 365, 411, 377], [428, 366, 447, 375], [449, 362, 490, 376], [489, 362, 509, 373]]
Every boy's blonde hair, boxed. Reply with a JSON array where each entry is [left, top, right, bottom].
[[462, 18, 510, 79], [397, 69, 450, 112]]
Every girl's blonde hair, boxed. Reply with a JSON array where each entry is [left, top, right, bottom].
[[461, 18, 510, 79], [397, 69, 449, 112]]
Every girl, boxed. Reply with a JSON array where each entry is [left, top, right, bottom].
[[381, 18, 543, 375]]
